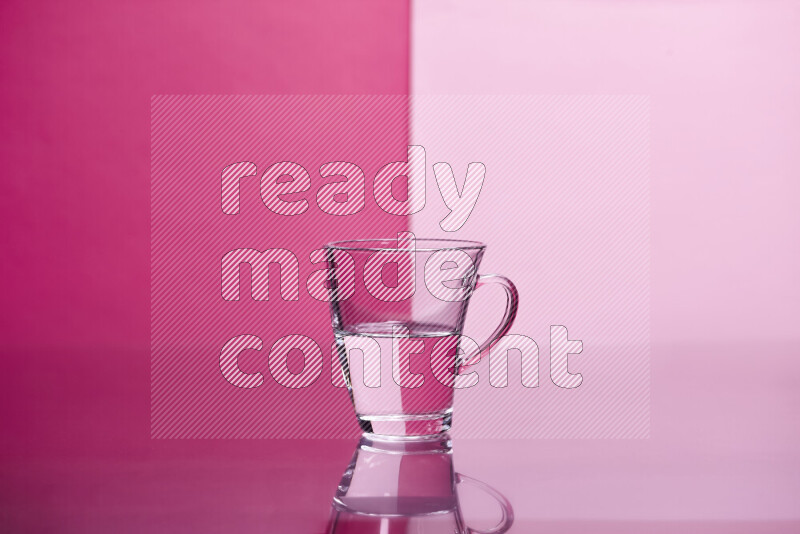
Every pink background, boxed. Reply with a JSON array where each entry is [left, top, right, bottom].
[[1, 0, 799, 531], [412, 0, 800, 525]]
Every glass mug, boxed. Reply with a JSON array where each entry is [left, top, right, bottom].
[[327, 433, 514, 534], [325, 234, 518, 438]]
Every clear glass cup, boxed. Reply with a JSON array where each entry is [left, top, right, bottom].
[[327, 433, 514, 534], [325, 235, 518, 438]]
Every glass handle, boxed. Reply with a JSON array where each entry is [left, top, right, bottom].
[[456, 473, 515, 534], [460, 274, 518, 370]]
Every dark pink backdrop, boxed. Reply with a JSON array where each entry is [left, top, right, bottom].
[[0, 1, 408, 531]]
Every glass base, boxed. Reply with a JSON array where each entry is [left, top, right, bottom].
[[357, 410, 452, 439]]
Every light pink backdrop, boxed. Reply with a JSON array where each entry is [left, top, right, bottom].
[[412, 0, 800, 523]]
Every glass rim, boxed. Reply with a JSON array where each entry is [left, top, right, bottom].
[[324, 237, 486, 252]]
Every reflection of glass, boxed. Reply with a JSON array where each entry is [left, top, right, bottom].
[[325, 237, 518, 438], [326, 433, 514, 533]]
